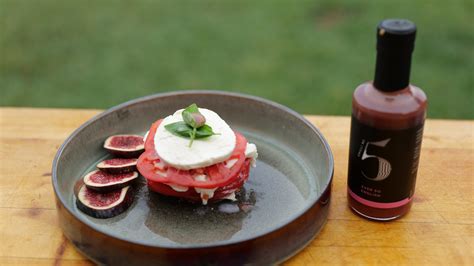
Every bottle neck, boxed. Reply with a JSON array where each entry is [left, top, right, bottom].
[[373, 50, 412, 92]]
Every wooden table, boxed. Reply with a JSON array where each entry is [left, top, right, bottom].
[[0, 107, 472, 265]]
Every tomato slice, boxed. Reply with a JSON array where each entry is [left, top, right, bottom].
[[147, 159, 251, 202], [144, 119, 161, 153], [137, 119, 248, 189]]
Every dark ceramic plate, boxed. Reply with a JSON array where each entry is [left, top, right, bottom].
[[52, 91, 334, 265]]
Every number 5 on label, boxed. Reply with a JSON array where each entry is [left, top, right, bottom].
[[361, 139, 392, 181]]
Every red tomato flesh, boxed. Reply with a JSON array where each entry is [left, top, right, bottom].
[[147, 159, 251, 202]]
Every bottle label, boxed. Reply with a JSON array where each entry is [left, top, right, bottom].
[[348, 115, 424, 207]]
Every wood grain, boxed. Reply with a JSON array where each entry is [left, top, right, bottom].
[[0, 107, 472, 265]]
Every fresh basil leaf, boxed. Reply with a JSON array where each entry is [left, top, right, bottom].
[[182, 111, 196, 128], [165, 122, 218, 139], [165, 122, 193, 138], [194, 125, 215, 138], [184, 103, 199, 113]]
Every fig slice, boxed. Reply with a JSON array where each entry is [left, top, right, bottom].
[[76, 185, 133, 219], [104, 135, 145, 158], [97, 158, 138, 174], [83, 170, 139, 192]]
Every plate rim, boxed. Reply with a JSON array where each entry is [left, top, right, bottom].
[[52, 90, 334, 249]]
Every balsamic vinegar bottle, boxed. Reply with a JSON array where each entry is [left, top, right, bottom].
[[347, 19, 427, 221]]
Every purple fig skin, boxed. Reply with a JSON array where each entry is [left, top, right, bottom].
[[97, 164, 137, 174], [105, 149, 144, 158], [83, 170, 139, 193], [96, 159, 138, 174], [76, 186, 134, 219], [85, 179, 137, 193]]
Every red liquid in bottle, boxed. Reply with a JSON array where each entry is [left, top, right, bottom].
[[348, 84, 426, 220], [347, 19, 427, 221]]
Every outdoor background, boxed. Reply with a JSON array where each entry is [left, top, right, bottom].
[[1, 0, 472, 119]]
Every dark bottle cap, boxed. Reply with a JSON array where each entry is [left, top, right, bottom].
[[374, 19, 417, 92]]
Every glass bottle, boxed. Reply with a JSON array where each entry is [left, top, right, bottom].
[[347, 19, 428, 221]]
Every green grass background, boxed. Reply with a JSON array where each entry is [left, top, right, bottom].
[[1, 0, 472, 118]]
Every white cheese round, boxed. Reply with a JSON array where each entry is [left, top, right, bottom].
[[154, 108, 236, 170]]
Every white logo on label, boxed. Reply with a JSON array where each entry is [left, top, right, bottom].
[[361, 139, 392, 181]]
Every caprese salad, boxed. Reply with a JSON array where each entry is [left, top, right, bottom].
[[137, 104, 257, 205]]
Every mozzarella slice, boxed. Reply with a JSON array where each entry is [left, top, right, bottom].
[[194, 187, 218, 205], [194, 174, 208, 182], [154, 108, 236, 170], [245, 143, 258, 167], [166, 183, 189, 192], [155, 170, 167, 177], [222, 191, 237, 201], [224, 158, 238, 169]]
